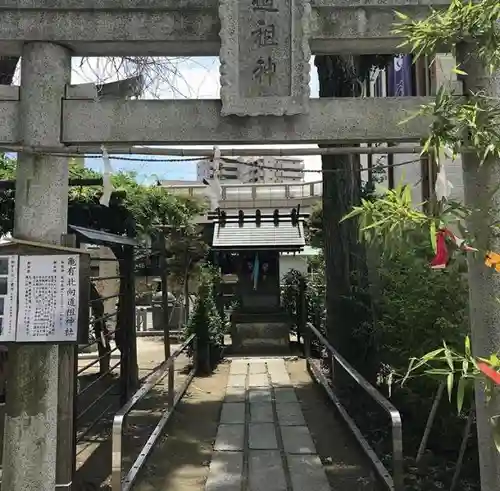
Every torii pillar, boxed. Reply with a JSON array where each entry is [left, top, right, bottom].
[[3, 43, 70, 491], [459, 45, 500, 491]]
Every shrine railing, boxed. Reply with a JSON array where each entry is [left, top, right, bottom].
[[303, 322, 404, 491], [164, 180, 323, 202], [111, 334, 197, 491]]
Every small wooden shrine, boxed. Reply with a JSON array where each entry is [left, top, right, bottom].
[[208, 208, 307, 352]]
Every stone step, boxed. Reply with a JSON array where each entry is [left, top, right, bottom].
[[234, 323, 290, 340], [231, 309, 291, 324], [231, 321, 290, 354], [230, 321, 291, 355]]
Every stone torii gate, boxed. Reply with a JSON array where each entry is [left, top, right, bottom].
[[1, 2, 498, 491]]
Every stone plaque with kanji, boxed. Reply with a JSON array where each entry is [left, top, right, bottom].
[[219, 0, 311, 116]]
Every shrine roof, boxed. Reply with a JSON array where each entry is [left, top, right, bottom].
[[212, 220, 305, 251], [69, 225, 138, 247]]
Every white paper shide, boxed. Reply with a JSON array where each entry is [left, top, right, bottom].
[[17, 255, 79, 342]]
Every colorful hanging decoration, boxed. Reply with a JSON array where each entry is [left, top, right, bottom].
[[251, 253, 260, 290], [477, 362, 500, 386], [430, 228, 478, 269], [485, 251, 500, 272], [430, 231, 449, 269]]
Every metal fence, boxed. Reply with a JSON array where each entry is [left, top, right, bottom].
[[303, 322, 404, 491], [71, 225, 141, 490], [111, 334, 197, 491], [0, 225, 193, 488], [76, 254, 125, 446]]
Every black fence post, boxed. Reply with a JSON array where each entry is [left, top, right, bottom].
[[159, 234, 171, 361], [298, 277, 307, 350], [117, 245, 138, 403], [56, 233, 77, 491]]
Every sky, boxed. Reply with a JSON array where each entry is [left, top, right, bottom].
[[73, 57, 323, 183]]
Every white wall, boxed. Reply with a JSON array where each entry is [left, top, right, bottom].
[[279, 254, 308, 282]]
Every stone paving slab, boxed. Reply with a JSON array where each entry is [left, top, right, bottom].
[[281, 426, 317, 454], [249, 423, 278, 449], [225, 386, 245, 403], [206, 358, 331, 491], [249, 362, 267, 374], [220, 403, 245, 424], [287, 454, 330, 491], [248, 373, 269, 387], [274, 387, 299, 404], [229, 362, 248, 375], [276, 402, 306, 426], [266, 367, 287, 378], [214, 424, 245, 451], [250, 402, 274, 423], [227, 374, 246, 388], [265, 358, 287, 369], [248, 388, 272, 403], [249, 450, 287, 491], [205, 452, 244, 491], [270, 370, 292, 386]]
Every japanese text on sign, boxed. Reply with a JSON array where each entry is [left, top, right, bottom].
[[17, 255, 79, 342], [0, 255, 18, 342], [251, 0, 278, 12]]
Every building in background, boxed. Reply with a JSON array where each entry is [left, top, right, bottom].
[[196, 156, 305, 183], [239, 157, 304, 183], [197, 159, 240, 181]]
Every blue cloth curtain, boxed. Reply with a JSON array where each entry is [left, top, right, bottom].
[[251, 253, 260, 290], [387, 54, 413, 96]]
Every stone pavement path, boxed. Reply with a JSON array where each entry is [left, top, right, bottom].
[[205, 357, 330, 491]]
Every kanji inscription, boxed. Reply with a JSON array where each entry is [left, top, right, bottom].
[[0, 255, 18, 342], [219, 0, 311, 116], [16, 255, 79, 342]]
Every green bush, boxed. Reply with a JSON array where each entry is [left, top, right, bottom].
[[284, 237, 473, 462], [368, 241, 469, 371], [363, 241, 472, 458], [183, 265, 225, 373], [281, 254, 326, 334]]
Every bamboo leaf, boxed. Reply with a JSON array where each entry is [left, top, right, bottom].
[[444, 343, 454, 371], [447, 372, 454, 401], [430, 221, 437, 253], [423, 369, 454, 376], [465, 336, 471, 357], [409, 349, 446, 375], [394, 10, 409, 21], [457, 377, 466, 414]]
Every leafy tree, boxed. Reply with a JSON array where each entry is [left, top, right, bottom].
[[0, 154, 16, 235], [307, 202, 323, 249], [183, 265, 225, 374], [0, 157, 205, 238]]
